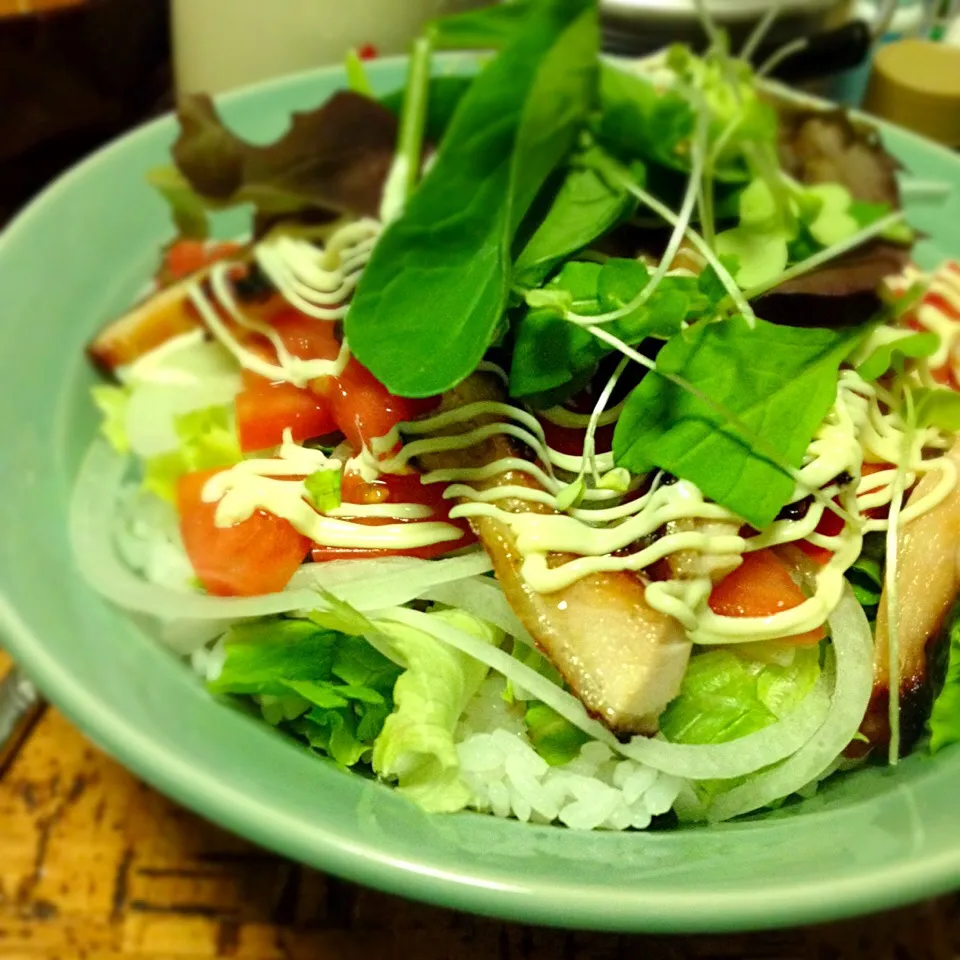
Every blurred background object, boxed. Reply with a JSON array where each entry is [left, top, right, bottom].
[[172, 0, 487, 94], [0, 0, 169, 222], [864, 37, 960, 145]]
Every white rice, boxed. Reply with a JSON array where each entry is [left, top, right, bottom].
[[455, 677, 683, 831]]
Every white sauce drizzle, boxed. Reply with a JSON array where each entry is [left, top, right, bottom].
[[393, 368, 957, 645], [186, 219, 381, 389], [200, 431, 462, 551]]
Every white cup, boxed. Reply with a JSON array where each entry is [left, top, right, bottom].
[[173, 0, 489, 94]]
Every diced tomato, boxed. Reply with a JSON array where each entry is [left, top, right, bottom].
[[163, 240, 241, 282], [311, 469, 474, 562], [177, 469, 310, 597], [795, 508, 846, 567], [268, 309, 342, 365], [236, 379, 337, 452], [708, 548, 824, 645], [234, 309, 342, 452], [330, 359, 438, 452]]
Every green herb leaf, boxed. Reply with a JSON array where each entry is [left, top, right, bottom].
[[510, 258, 692, 400], [347, 0, 599, 397], [856, 331, 940, 381], [596, 259, 691, 338], [304, 469, 343, 512], [715, 226, 789, 289], [613, 316, 863, 528], [513, 144, 636, 288]]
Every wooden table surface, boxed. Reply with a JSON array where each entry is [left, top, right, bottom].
[[1, 650, 958, 960]]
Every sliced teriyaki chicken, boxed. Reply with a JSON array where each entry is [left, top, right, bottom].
[[861, 438, 960, 751], [416, 373, 692, 735], [88, 275, 203, 375]]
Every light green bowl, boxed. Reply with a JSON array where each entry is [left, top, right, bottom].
[[2, 56, 960, 934]]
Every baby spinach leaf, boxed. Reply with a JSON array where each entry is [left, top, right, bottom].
[[597, 65, 697, 176], [509, 259, 691, 399], [596, 259, 692, 338], [347, 0, 599, 397], [856, 331, 939, 381], [613, 316, 863, 528], [513, 144, 636, 288], [428, 0, 532, 49]]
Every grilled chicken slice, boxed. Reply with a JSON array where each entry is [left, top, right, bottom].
[[417, 373, 691, 735], [860, 439, 960, 751], [87, 276, 202, 375]]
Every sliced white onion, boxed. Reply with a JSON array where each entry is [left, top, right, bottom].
[[418, 575, 534, 644], [375, 605, 621, 745], [70, 440, 492, 623], [705, 584, 874, 822], [615, 673, 831, 780], [288, 553, 493, 610]]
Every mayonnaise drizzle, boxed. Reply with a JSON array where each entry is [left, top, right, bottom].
[[395, 368, 957, 645], [186, 218, 381, 389], [201, 432, 463, 551], [255, 219, 381, 320]]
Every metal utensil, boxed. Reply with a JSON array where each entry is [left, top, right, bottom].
[[0, 666, 44, 777]]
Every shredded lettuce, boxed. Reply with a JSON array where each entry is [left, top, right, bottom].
[[143, 405, 241, 502], [372, 609, 502, 812], [91, 385, 131, 454], [209, 617, 402, 768], [928, 601, 960, 754], [659, 646, 821, 746]]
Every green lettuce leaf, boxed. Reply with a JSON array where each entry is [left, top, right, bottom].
[[143, 405, 241, 503], [613, 316, 863, 528], [660, 646, 821, 745], [210, 617, 402, 768], [929, 601, 960, 754], [91, 385, 131, 454], [372, 609, 502, 812]]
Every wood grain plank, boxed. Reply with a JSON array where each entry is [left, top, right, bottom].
[[0, 652, 958, 958]]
